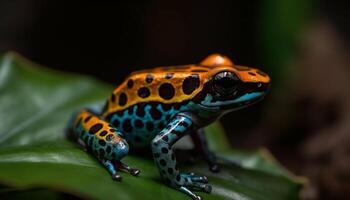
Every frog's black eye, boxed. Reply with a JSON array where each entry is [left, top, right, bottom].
[[212, 71, 240, 98]]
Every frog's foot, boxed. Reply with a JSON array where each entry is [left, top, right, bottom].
[[101, 159, 123, 181], [116, 161, 141, 177], [174, 173, 212, 199]]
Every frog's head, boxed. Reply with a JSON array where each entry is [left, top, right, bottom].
[[194, 54, 270, 112]]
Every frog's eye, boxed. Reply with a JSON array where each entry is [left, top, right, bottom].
[[212, 71, 239, 98]]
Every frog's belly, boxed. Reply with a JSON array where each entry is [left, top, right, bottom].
[[124, 128, 162, 148], [106, 102, 187, 148]]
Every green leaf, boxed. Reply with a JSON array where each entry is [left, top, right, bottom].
[[0, 52, 303, 200]]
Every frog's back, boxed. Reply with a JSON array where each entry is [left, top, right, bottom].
[[103, 64, 211, 116]]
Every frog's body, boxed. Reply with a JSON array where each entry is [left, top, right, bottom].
[[68, 54, 270, 200]]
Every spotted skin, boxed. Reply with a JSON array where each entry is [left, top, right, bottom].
[[71, 110, 138, 179], [67, 54, 271, 200]]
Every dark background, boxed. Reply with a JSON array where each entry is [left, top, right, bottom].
[[0, 1, 349, 199]]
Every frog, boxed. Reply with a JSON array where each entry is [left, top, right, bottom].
[[67, 54, 270, 200]]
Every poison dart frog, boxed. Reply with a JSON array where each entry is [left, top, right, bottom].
[[67, 54, 270, 200]]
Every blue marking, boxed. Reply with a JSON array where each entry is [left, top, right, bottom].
[[200, 92, 264, 107], [231, 92, 264, 103]]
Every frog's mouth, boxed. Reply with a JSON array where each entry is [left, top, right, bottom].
[[199, 92, 265, 109]]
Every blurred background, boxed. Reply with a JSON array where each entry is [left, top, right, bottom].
[[0, 0, 349, 199]]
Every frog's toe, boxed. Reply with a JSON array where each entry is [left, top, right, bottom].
[[184, 173, 208, 183], [186, 182, 212, 193], [130, 168, 140, 176], [112, 174, 123, 181], [190, 175, 208, 183], [179, 186, 202, 200]]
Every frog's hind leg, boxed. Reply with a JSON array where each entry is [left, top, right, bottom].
[[68, 109, 140, 181], [190, 129, 220, 172]]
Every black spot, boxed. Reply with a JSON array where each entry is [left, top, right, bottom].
[[111, 94, 116, 103], [128, 106, 134, 115], [84, 115, 92, 123], [89, 123, 103, 134], [150, 106, 162, 120], [146, 122, 154, 132], [111, 152, 117, 158], [161, 147, 168, 153], [146, 74, 154, 83], [162, 135, 168, 142], [116, 110, 124, 117], [158, 122, 165, 130], [171, 153, 175, 160], [134, 119, 144, 128], [159, 83, 175, 100], [83, 135, 89, 143], [88, 137, 94, 146], [106, 134, 113, 141], [165, 125, 172, 130], [127, 79, 134, 88], [167, 168, 173, 175], [134, 136, 142, 143], [176, 174, 181, 181], [112, 119, 120, 128], [119, 93, 127, 106], [191, 69, 208, 72], [248, 72, 256, 76], [179, 121, 189, 128], [99, 130, 108, 137], [159, 159, 166, 166], [256, 70, 267, 77], [75, 117, 82, 128], [136, 105, 145, 117], [174, 103, 182, 110], [122, 119, 132, 133], [235, 66, 250, 71], [94, 149, 98, 156], [165, 73, 174, 79], [182, 74, 200, 95], [99, 139, 106, 146], [106, 146, 111, 154], [171, 130, 182, 136], [138, 87, 151, 98], [99, 149, 105, 159], [161, 103, 172, 111], [161, 170, 166, 175], [153, 153, 160, 158]]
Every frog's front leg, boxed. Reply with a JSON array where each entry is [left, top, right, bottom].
[[151, 114, 211, 200], [69, 110, 140, 181]]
